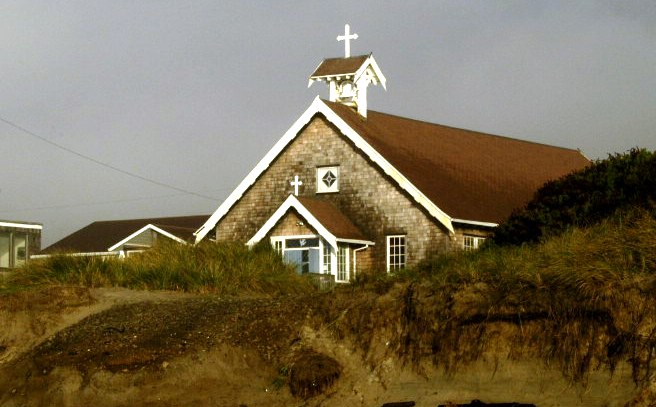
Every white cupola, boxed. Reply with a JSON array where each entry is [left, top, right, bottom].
[[308, 24, 386, 118]]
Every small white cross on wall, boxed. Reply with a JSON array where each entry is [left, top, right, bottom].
[[337, 23, 358, 58], [290, 175, 303, 196]]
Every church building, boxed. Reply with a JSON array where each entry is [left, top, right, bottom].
[[194, 25, 589, 281]]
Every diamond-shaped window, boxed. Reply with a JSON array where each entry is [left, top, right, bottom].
[[322, 170, 337, 187]]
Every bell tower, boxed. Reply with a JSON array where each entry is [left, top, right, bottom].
[[308, 24, 386, 118]]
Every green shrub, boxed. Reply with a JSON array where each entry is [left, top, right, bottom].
[[492, 148, 656, 246]]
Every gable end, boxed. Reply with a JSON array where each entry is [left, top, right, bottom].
[[195, 98, 455, 243]]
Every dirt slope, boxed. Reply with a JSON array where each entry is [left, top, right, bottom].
[[0, 286, 649, 406]]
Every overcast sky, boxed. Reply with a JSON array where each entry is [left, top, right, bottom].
[[1, 1, 654, 247]]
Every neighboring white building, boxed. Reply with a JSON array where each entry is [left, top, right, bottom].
[[0, 220, 42, 269]]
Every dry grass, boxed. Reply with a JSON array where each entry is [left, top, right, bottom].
[[5, 241, 315, 296]]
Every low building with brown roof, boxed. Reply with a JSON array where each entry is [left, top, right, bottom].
[[38, 215, 209, 258], [194, 27, 589, 282]]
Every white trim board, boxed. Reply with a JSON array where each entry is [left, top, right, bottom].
[[246, 194, 374, 250], [452, 219, 499, 228], [194, 97, 328, 242], [0, 221, 42, 230], [194, 97, 455, 243], [108, 224, 188, 252], [31, 251, 117, 259], [317, 101, 454, 234], [354, 55, 386, 89]]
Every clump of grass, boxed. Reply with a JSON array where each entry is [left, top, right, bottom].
[[5, 255, 121, 290], [8, 241, 315, 296]]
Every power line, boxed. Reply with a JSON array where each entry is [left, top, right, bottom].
[[0, 115, 218, 201], [0, 192, 211, 214]]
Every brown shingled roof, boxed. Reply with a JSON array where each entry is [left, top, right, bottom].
[[310, 55, 370, 78], [323, 101, 590, 224], [41, 215, 210, 254], [296, 197, 367, 241]]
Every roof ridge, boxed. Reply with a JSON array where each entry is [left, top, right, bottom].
[[151, 223, 198, 230], [320, 53, 370, 61], [90, 214, 210, 224]]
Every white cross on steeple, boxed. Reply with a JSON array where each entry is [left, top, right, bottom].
[[337, 23, 358, 58], [290, 175, 303, 196]]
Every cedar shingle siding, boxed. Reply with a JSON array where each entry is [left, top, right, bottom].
[[215, 115, 450, 270]]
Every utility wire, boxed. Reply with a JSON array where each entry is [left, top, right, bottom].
[[0, 115, 219, 201], [0, 192, 209, 214]]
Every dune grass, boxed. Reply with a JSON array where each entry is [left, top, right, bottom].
[[6, 241, 315, 296], [415, 207, 656, 306], [5, 208, 656, 384], [334, 208, 656, 384], [430, 209, 656, 383]]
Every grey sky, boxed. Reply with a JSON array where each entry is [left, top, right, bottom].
[[1, 1, 654, 246]]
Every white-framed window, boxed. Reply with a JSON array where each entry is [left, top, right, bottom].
[[463, 235, 485, 251], [270, 236, 350, 282], [270, 236, 325, 275], [386, 235, 406, 272], [322, 244, 332, 274], [273, 240, 283, 255], [316, 166, 340, 193], [125, 250, 146, 258], [336, 244, 349, 282]]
